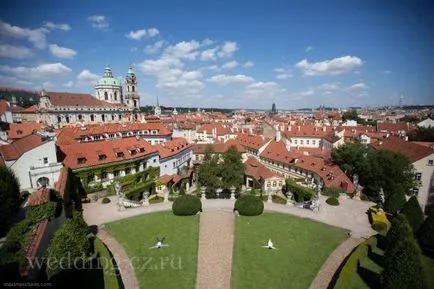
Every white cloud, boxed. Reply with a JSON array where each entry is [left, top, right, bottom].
[[87, 15, 109, 30], [76, 69, 100, 86], [0, 63, 71, 78], [0, 19, 47, 49], [295, 56, 363, 76], [43, 22, 71, 31], [295, 89, 315, 96], [163, 40, 201, 60], [207, 74, 254, 84], [243, 61, 254, 68], [0, 75, 32, 87], [48, 44, 77, 59], [0, 44, 33, 59], [305, 46, 313, 52], [144, 40, 165, 54], [222, 60, 238, 69], [42, 81, 53, 88], [200, 47, 218, 61], [63, 81, 74, 87], [201, 38, 214, 46], [274, 67, 293, 79], [217, 41, 238, 58], [244, 81, 285, 99], [382, 70, 391, 74], [348, 82, 369, 90], [317, 82, 339, 91], [126, 28, 159, 40], [204, 65, 220, 71]]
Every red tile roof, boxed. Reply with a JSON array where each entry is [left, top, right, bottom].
[[244, 157, 281, 181], [46, 91, 121, 107], [27, 187, 50, 206], [377, 122, 417, 134], [55, 167, 69, 198], [371, 136, 434, 163], [0, 133, 50, 161], [236, 133, 271, 150], [23, 219, 48, 276], [197, 123, 232, 136], [7, 122, 48, 140], [283, 125, 333, 138], [154, 137, 191, 160], [59, 137, 158, 169], [192, 138, 246, 154], [0, 99, 10, 114]]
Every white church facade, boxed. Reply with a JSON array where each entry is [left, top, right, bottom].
[[37, 66, 141, 127]]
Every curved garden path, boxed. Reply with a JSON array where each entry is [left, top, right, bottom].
[[196, 210, 235, 289], [83, 196, 376, 289]]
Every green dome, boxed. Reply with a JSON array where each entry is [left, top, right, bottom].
[[96, 66, 122, 87]]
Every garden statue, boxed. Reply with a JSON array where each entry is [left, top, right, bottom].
[[163, 188, 169, 203], [201, 186, 206, 201], [142, 191, 150, 206], [230, 186, 236, 200], [267, 189, 272, 203]]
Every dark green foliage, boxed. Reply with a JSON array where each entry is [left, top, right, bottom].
[[385, 214, 413, 249], [84, 183, 103, 194], [284, 180, 314, 202], [400, 196, 424, 232], [334, 236, 378, 289], [197, 147, 220, 190], [382, 236, 428, 289], [172, 195, 202, 216], [26, 202, 57, 223], [326, 197, 339, 206], [342, 110, 359, 121], [272, 195, 287, 205], [408, 127, 434, 142], [331, 143, 370, 178], [101, 197, 111, 204], [384, 185, 407, 214], [220, 146, 244, 190], [45, 212, 90, 279], [0, 167, 21, 234], [234, 195, 264, 216], [0, 219, 34, 270], [149, 196, 164, 204], [418, 215, 434, 252], [93, 237, 119, 289], [360, 193, 369, 201], [322, 187, 345, 198], [106, 167, 159, 199]]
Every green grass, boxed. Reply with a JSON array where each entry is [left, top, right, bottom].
[[231, 212, 348, 289], [105, 212, 199, 289]]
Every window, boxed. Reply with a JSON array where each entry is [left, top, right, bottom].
[[428, 160, 434, 166], [312, 140, 316, 145], [132, 86, 135, 92], [415, 172, 422, 181], [294, 140, 297, 144], [300, 140, 304, 145], [306, 140, 310, 145], [125, 168, 131, 175], [104, 92, 108, 100], [43, 157, 48, 164], [101, 172, 108, 179], [136, 165, 140, 172], [98, 154, 107, 161], [77, 157, 86, 164], [153, 158, 156, 163], [114, 170, 120, 177], [114, 92, 117, 101]]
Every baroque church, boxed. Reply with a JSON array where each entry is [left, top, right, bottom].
[[37, 66, 140, 127]]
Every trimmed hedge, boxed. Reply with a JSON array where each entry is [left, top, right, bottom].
[[334, 236, 378, 289], [285, 180, 315, 202], [322, 187, 346, 198], [368, 206, 389, 235], [326, 197, 340, 206], [234, 194, 264, 216], [400, 196, 424, 233], [172, 195, 202, 216], [101, 197, 111, 204], [26, 201, 57, 222], [94, 237, 119, 289], [372, 221, 388, 233], [272, 195, 287, 205], [149, 196, 164, 204]]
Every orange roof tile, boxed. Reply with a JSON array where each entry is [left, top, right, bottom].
[[27, 187, 50, 206], [46, 91, 121, 107], [7, 122, 48, 140], [244, 157, 281, 181], [371, 136, 434, 163], [154, 137, 191, 160], [0, 133, 50, 161]]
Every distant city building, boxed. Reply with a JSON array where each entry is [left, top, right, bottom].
[[271, 103, 277, 114]]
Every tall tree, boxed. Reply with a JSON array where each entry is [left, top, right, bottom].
[[0, 167, 21, 235], [417, 214, 434, 251], [331, 143, 369, 178], [385, 214, 413, 248], [400, 196, 424, 232], [197, 146, 220, 190], [220, 146, 244, 190], [384, 185, 407, 214]]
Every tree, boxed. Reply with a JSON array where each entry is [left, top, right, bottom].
[[331, 143, 369, 178], [384, 185, 407, 214], [342, 110, 359, 121], [408, 127, 434, 142], [220, 146, 244, 190], [382, 235, 428, 289], [417, 214, 434, 252], [400, 196, 424, 232], [385, 214, 413, 248], [0, 167, 21, 235], [197, 147, 220, 190]]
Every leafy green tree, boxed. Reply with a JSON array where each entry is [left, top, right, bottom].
[[0, 167, 21, 235], [197, 147, 220, 190], [331, 143, 369, 178], [342, 110, 359, 121], [384, 185, 407, 214], [400, 196, 424, 232], [408, 127, 434, 142], [382, 234, 428, 289], [220, 146, 244, 190], [417, 214, 434, 251], [385, 214, 413, 248]]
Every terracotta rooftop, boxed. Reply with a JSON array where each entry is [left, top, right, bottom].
[[192, 138, 246, 154], [0, 133, 50, 161], [377, 122, 417, 133], [154, 137, 191, 160], [371, 136, 434, 163], [7, 122, 48, 140], [27, 187, 50, 206], [236, 133, 271, 150], [244, 157, 281, 181], [45, 91, 122, 108], [0, 99, 10, 114]]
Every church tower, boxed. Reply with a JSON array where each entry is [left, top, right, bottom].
[[125, 66, 140, 110], [95, 66, 123, 104]]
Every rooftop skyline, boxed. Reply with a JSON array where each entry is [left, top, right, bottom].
[[1, 0, 433, 109]]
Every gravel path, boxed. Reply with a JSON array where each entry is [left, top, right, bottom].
[[309, 237, 364, 289], [196, 211, 235, 289], [97, 227, 140, 289]]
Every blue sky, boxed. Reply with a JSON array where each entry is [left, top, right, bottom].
[[1, 0, 433, 109]]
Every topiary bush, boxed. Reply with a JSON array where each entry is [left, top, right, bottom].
[[322, 187, 346, 198], [326, 197, 339, 206], [400, 196, 424, 233], [234, 194, 264, 216], [417, 214, 434, 252], [172, 195, 202, 216], [101, 197, 111, 204], [372, 221, 388, 234]]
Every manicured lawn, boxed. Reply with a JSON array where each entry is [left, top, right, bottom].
[[105, 212, 199, 289], [231, 212, 348, 289]]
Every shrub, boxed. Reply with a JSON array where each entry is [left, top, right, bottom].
[[172, 195, 202, 216], [326, 197, 339, 206], [234, 195, 264, 216], [418, 215, 434, 252], [101, 197, 111, 204], [372, 221, 388, 234], [400, 196, 424, 233], [149, 196, 164, 204], [322, 187, 346, 198], [272, 195, 287, 205], [384, 185, 406, 214], [385, 214, 413, 249], [20, 191, 30, 204], [81, 198, 91, 204], [93, 238, 119, 289], [360, 193, 369, 201], [285, 180, 315, 202], [26, 202, 57, 222], [0, 167, 21, 235]]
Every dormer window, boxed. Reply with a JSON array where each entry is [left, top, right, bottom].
[[77, 157, 86, 164], [17, 130, 23, 135], [117, 152, 124, 158], [130, 150, 136, 155], [98, 154, 107, 161], [138, 147, 145, 153]]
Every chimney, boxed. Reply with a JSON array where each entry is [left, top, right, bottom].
[[297, 126, 301, 131], [323, 126, 326, 132], [280, 125, 284, 132], [276, 130, 281, 142], [288, 125, 291, 131], [249, 127, 253, 134], [405, 136, 408, 141]]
